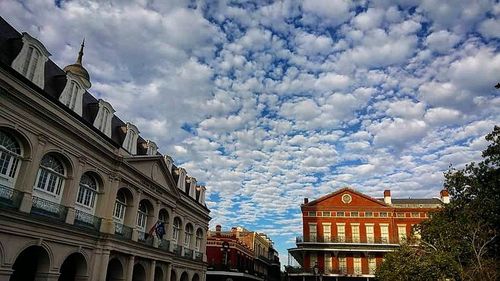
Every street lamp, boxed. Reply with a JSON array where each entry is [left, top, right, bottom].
[[313, 262, 319, 281]]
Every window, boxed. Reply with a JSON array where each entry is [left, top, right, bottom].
[[353, 255, 362, 274], [93, 100, 115, 137], [365, 211, 373, 217], [136, 201, 148, 232], [322, 211, 331, 217], [380, 212, 388, 217], [309, 253, 317, 269], [338, 255, 347, 273], [11, 33, 49, 89], [113, 190, 126, 222], [352, 224, 360, 242], [396, 212, 405, 218], [0, 130, 21, 186], [368, 255, 377, 274], [184, 223, 194, 247], [411, 212, 420, 218], [159, 210, 169, 224], [398, 225, 407, 243], [34, 155, 65, 197], [336, 211, 344, 217], [337, 224, 345, 242], [309, 223, 317, 242], [195, 228, 203, 251], [324, 253, 332, 272], [323, 224, 331, 242], [366, 224, 374, 243], [351, 211, 359, 217], [380, 224, 389, 243], [122, 123, 139, 154], [307, 211, 315, 217], [173, 217, 181, 243], [76, 173, 98, 211]]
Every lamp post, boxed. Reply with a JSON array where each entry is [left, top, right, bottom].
[[313, 262, 319, 281]]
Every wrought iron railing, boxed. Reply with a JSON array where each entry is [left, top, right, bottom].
[[74, 209, 101, 231], [195, 251, 203, 261], [296, 235, 397, 244], [172, 244, 182, 256], [159, 239, 170, 251], [137, 231, 154, 246], [183, 248, 193, 259], [258, 255, 272, 264], [114, 223, 133, 240], [31, 196, 67, 221], [0, 184, 23, 210]]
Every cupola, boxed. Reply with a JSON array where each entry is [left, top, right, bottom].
[[63, 39, 91, 89]]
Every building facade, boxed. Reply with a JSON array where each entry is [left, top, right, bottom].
[[206, 226, 281, 281], [0, 17, 210, 281], [287, 187, 448, 281]]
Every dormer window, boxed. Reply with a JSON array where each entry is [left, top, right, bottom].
[[122, 123, 139, 154], [175, 168, 187, 191], [188, 177, 197, 198], [198, 185, 206, 205], [59, 74, 85, 115], [146, 140, 158, 156], [11, 33, 50, 89], [93, 99, 115, 137], [164, 155, 173, 172]]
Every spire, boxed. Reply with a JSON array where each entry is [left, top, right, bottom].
[[76, 38, 85, 65]]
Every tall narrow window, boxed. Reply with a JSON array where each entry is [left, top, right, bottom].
[[351, 224, 360, 242], [76, 173, 98, 211], [11, 33, 50, 89], [309, 252, 317, 269], [398, 225, 407, 243], [0, 130, 21, 188], [365, 224, 374, 243], [113, 190, 127, 222], [337, 224, 345, 242], [380, 224, 389, 243], [353, 255, 362, 274], [136, 201, 148, 234], [34, 154, 65, 199], [184, 223, 193, 247], [309, 223, 317, 242], [324, 253, 332, 273], [338, 255, 347, 273], [323, 223, 331, 242], [195, 228, 203, 251], [368, 255, 377, 274], [173, 217, 181, 243]]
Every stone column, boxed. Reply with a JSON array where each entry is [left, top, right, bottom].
[[34, 271, 60, 281], [97, 250, 111, 281], [128, 190, 141, 242], [0, 267, 13, 281], [63, 156, 85, 225], [165, 263, 172, 281], [98, 174, 120, 234], [125, 255, 135, 281], [148, 260, 156, 281]]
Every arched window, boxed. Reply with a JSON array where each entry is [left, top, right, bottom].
[[184, 224, 193, 247], [136, 201, 148, 232], [173, 217, 181, 243], [113, 190, 127, 222], [22, 46, 41, 81], [0, 130, 21, 186], [159, 209, 169, 224], [76, 173, 98, 210], [34, 154, 65, 197], [195, 228, 203, 251]]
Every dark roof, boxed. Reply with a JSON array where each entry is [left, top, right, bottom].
[[390, 198, 443, 205]]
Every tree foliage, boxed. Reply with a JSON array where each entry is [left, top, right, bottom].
[[377, 126, 500, 281]]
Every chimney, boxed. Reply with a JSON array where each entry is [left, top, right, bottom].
[[383, 190, 391, 204], [216, 225, 221, 234], [231, 227, 237, 236], [304, 198, 309, 204], [440, 189, 450, 204]]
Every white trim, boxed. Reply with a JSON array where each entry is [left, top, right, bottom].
[[11, 33, 50, 89], [122, 122, 139, 154], [93, 99, 115, 137]]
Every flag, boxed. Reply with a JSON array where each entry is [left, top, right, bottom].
[[148, 221, 166, 239]]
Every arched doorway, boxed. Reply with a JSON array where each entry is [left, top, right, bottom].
[[10, 246, 50, 281], [170, 270, 177, 281], [180, 272, 189, 281], [192, 273, 200, 281], [132, 264, 146, 281], [154, 266, 163, 281], [58, 252, 87, 281], [105, 259, 123, 281]]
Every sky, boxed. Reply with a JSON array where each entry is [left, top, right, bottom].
[[2, 0, 499, 264]]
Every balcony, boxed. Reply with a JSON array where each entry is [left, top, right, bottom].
[[74, 209, 101, 231], [286, 266, 376, 277], [114, 223, 133, 240], [195, 251, 203, 261], [257, 255, 271, 264], [159, 239, 170, 251], [172, 244, 182, 256], [31, 196, 68, 222], [0, 184, 23, 210], [296, 235, 398, 244], [183, 248, 194, 259]]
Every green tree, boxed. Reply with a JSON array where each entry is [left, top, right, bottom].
[[377, 126, 500, 281]]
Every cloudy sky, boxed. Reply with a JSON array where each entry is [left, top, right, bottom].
[[2, 0, 499, 262]]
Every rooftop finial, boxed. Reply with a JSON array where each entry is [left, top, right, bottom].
[[76, 38, 85, 65]]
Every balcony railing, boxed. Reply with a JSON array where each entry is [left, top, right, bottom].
[[297, 235, 397, 244], [159, 239, 170, 251], [31, 196, 67, 222], [258, 255, 272, 264], [74, 210, 101, 231], [172, 244, 182, 256], [195, 251, 203, 261], [286, 266, 375, 276], [183, 248, 194, 259], [137, 231, 154, 246], [0, 184, 23, 210], [114, 223, 133, 240]]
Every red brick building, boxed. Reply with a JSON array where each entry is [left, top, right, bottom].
[[287, 187, 448, 280]]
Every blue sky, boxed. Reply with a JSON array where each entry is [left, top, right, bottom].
[[2, 0, 499, 263]]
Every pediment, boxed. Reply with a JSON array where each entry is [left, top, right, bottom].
[[125, 156, 179, 196], [305, 187, 388, 208]]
